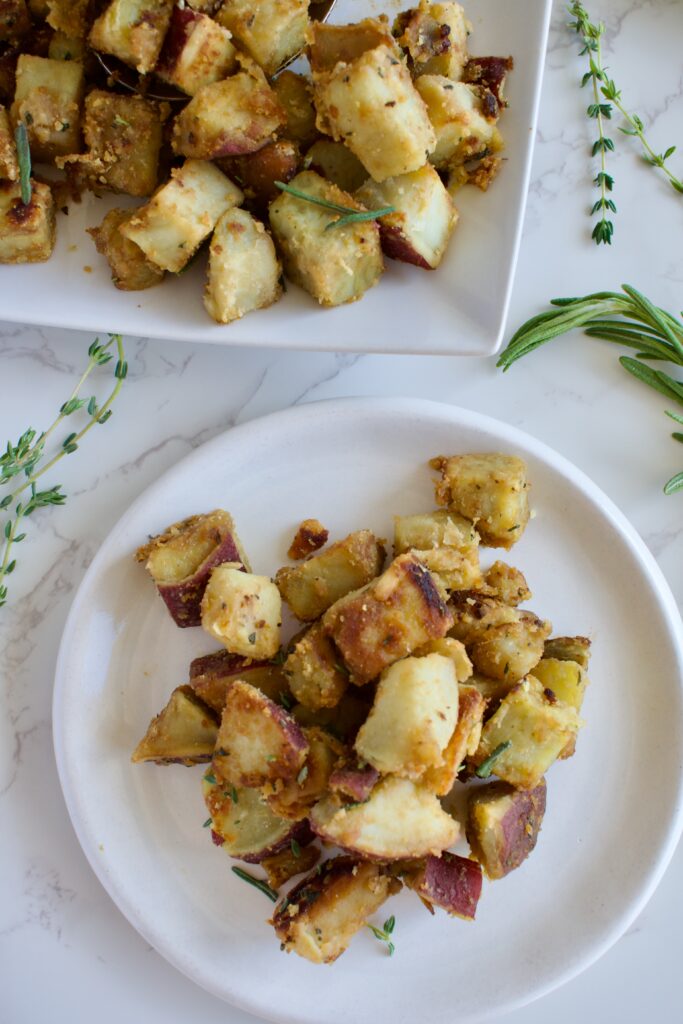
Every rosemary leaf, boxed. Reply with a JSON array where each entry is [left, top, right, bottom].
[[15, 122, 32, 206], [274, 180, 395, 230], [231, 866, 279, 903], [475, 741, 512, 778]]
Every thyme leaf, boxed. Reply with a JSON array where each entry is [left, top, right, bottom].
[[367, 915, 397, 956]]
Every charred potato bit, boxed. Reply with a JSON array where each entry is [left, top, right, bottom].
[[135, 509, 249, 627], [431, 453, 530, 548], [322, 553, 453, 686], [272, 856, 401, 964], [0, 0, 30, 43], [287, 518, 329, 561], [0, 178, 55, 263], [131, 686, 218, 765], [276, 527, 385, 622], [156, 5, 237, 96], [394, 508, 481, 591], [544, 635, 592, 670], [188, 648, 290, 713], [218, 138, 300, 211], [89, 0, 174, 75], [422, 682, 485, 795], [204, 206, 282, 325], [462, 56, 514, 115], [405, 851, 482, 919], [467, 778, 546, 879], [394, 1, 470, 80], [204, 772, 310, 862], [201, 567, 282, 659], [283, 620, 350, 711], [261, 841, 320, 890], [88, 208, 165, 291]]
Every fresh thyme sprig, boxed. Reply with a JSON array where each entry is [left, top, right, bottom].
[[612, 96, 683, 196], [0, 334, 127, 608], [497, 285, 683, 494], [367, 914, 396, 956], [568, 2, 615, 244], [274, 181, 395, 231], [15, 122, 32, 206]]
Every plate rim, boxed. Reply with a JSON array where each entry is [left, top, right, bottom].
[[52, 396, 683, 1022]]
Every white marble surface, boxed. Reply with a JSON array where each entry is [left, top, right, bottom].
[[1, 0, 682, 1020]]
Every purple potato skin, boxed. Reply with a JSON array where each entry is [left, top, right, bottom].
[[410, 852, 482, 920], [157, 530, 247, 628], [189, 648, 256, 679], [466, 779, 547, 879], [328, 761, 379, 802], [156, 4, 197, 76], [379, 223, 432, 270]]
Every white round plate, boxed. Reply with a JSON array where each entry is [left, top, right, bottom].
[[54, 398, 683, 1024]]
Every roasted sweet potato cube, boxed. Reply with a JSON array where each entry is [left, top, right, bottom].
[[283, 621, 350, 710], [204, 207, 282, 325], [272, 857, 401, 964], [131, 685, 218, 765], [356, 164, 458, 270], [188, 648, 290, 713], [467, 610, 550, 682], [467, 778, 546, 878], [322, 553, 453, 685], [121, 159, 243, 272], [0, 105, 18, 180], [156, 5, 237, 96], [0, 0, 29, 43], [261, 841, 320, 889], [471, 677, 581, 789], [431, 453, 530, 548], [11, 54, 83, 162], [135, 509, 249, 627], [422, 683, 485, 795], [287, 518, 328, 560], [311, 776, 459, 860], [483, 561, 531, 606], [394, 509, 481, 590], [269, 170, 384, 307], [406, 852, 482, 919], [201, 567, 282, 659], [328, 757, 379, 802], [394, 1, 470, 80], [203, 771, 309, 862], [276, 528, 385, 622], [304, 139, 368, 193], [543, 635, 592, 670], [271, 70, 318, 147], [89, 0, 174, 75], [46, 0, 89, 38], [415, 76, 501, 169], [213, 680, 307, 787], [0, 179, 55, 264], [172, 69, 285, 160], [88, 207, 165, 291], [307, 17, 395, 73], [216, 0, 309, 76], [355, 653, 459, 778], [61, 91, 164, 197], [265, 726, 343, 820]]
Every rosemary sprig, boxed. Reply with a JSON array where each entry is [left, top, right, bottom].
[[231, 866, 279, 902], [568, 2, 615, 244], [497, 284, 683, 494], [15, 121, 32, 206], [367, 914, 396, 956], [0, 335, 126, 608], [475, 741, 512, 779], [274, 181, 395, 231]]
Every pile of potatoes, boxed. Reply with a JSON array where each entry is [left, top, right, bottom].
[[0, 1, 512, 322], [133, 453, 591, 964]]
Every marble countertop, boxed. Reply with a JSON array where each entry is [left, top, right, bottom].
[[1, 1, 682, 1021]]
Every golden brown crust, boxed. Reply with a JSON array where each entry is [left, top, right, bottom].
[[287, 518, 329, 560]]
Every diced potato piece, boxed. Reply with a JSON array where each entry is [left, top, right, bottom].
[[311, 776, 459, 859], [328, 757, 379, 802], [88, 207, 165, 291], [188, 648, 290, 713], [323, 553, 453, 686], [135, 509, 249, 627], [416, 77, 500, 169], [431, 453, 530, 548], [201, 566, 282, 659], [422, 682, 485, 794], [313, 43, 436, 182], [272, 71, 318, 147], [287, 518, 328, 560], [11, 54, 83, 162], [305, 140, 367, 193], [394, 1, 470, 80], [48, 32, 88, 62], [265, 726, 343, 820], [156, 6, 237, 96], [218, 139, 300, 211], [204, 207, 282, 325], [283, 621, 349, 710], [46, 0, 89, 38], [290, 690, 372, 745], [204, 771, 309, 862], [269, 170, 384, 307], [121, 159, 243, 273], [544, 635, 592, 670], [172, 69, 285, 159], [532, 658, 589, 712], [276, 527, 385, 622], [466, 671, 515, 716], [89, 0, 174, 75], [0, 106, 18, 179], [272, 857, 400, 964], [462, 56, 514, 115], [213, 680, 307, 786], [0, 0, 29, 43], [471, 676, 581, 789], [467, 778, 546, 879], [0, 179, 55, 264], [468, 611, 550, 683], [131, 685, 218, 765], [307, 17, 395, 73], [262, 841, 320, 889], [483, 561, 531, 606], [405, 852, 482, 919], [216, 0, 308, 77], [414, 636, 472, 681], [394, 509, 481, 590], [59, 90, 164, 198], [356, 164, 457, 269], [355, 653, 458, 778]]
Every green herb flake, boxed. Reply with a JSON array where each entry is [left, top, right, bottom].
[[274, 180, 395, 231], [367, 915, 397, 956], [291, 838, 301, 858], [113, 115, 130, 128], [231, 866, 279, 903], [204, 771, 216, 785], [14, 122, 32, 206], [230, 785, 239, 804], [202, 817, 212, 828], [475, 740, 512, 779]]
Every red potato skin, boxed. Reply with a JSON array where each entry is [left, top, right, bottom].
[[189, 652, 289, 714], [379, 223, 432, 270], [466, 779, 547, 879], [156, 5, 197, 74], [189, 648, 255, 679], [409, 853, 482, 920], [157, 531, 247, 628], [328, 760, 379, 802]]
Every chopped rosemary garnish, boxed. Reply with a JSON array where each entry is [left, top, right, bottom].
[[278, 690, 294, 710], [14, 122, 32, 206], [274, 180, 395, 231], [230, 785, 239, 804], [113, 115, 130, 128], [231, 866, 279, 903], [290, 838, 301, 858], [475, 741, 512, 778], [202, 818, 212, 828], [367, 915, 396, 956], [203, 771, 216, 785]]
